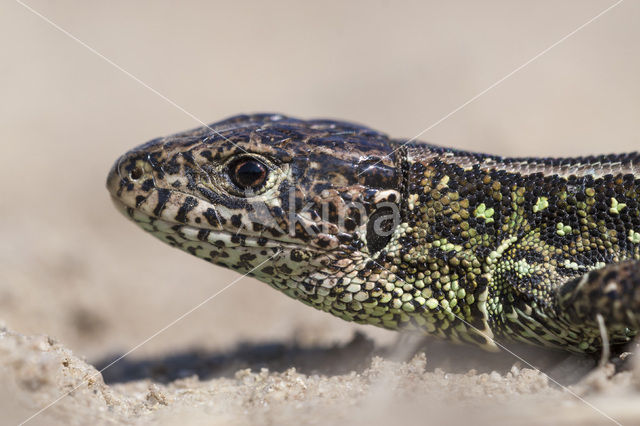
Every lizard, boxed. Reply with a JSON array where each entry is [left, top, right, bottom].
[[106, 113, 640, 353]]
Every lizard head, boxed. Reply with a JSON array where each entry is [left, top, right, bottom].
[[107, 114, 403, 302]]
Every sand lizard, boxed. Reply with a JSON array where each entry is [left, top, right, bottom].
[[107, 114, 640, 353]]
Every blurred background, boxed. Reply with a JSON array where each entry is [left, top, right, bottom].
[[1, 0, 638, 368]]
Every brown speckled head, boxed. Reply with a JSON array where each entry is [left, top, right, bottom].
[[107, 114, 403, 298]]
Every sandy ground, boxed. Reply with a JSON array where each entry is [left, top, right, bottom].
[[2, 1, 640, 425]]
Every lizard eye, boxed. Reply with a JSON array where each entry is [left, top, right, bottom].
[[228, 157, 268, 190]]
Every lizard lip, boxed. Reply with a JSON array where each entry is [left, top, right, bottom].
[[109, 195, 312, 251]]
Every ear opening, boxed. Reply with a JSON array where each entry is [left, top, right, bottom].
[[365, 205, 398, 254]]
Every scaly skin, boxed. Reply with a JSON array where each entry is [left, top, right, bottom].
[[107, 114, 640, 353]]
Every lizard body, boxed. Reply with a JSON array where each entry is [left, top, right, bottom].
[[107, 114, 640, 353]]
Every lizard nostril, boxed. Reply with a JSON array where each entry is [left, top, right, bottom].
[[129, 167, 144, 181]]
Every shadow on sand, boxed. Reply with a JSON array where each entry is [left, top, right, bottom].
[[94, 332, 620, 385]]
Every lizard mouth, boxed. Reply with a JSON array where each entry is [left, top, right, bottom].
[[110, 195, 313, 253]]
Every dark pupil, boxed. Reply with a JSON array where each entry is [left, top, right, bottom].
[[233, 160, 267, 189]]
